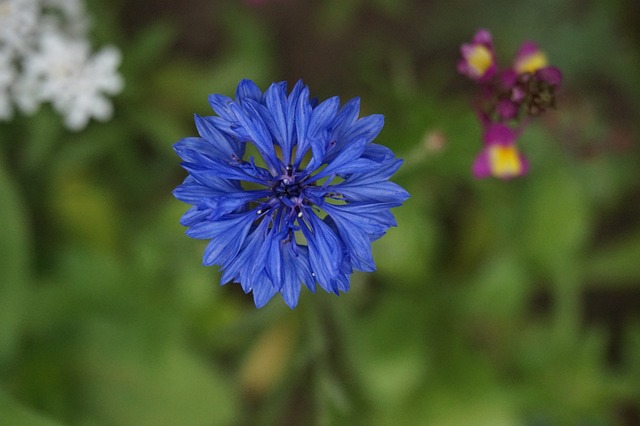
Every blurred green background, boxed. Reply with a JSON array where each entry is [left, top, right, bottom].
[[2, 0, 640, 424]]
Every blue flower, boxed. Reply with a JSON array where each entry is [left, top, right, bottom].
[[173, 79, 409, 308]]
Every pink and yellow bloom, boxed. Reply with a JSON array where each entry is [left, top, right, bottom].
[[472, 124, 528, 179], [513, 41, 549, 74], [459, 29, 563, 179], [511, 41, 563, 115], [457, 29, 497, 82]]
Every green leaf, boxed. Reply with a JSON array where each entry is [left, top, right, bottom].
[[317, 0, 363, 38], [586, 231, 640, 286], [0, 389, 62, 426], [465, 253, 532, 321], [346, 295, 429, 408], [520, 168, 590, 271], [23, 108, 63, 172], [126, 105, 190, 154], [77, 321, 238, 426], [50, 174, 120, 254], [413, 390, 518, 426], [0, 154, 30, 366], [119, 22, 177, 79], [372, 187, 437, 286]]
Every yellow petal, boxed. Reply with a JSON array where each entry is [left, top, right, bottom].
[[489, 145, 523, 178], [515, 51, 548, 74], [468, 45, 493, 77]]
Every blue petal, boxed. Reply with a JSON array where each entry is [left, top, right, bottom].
[[193, 115, 242, 157], [280, 243, 303, 308], [264, 82, 291, 163], [331, 180, 410, 205], [362, 142, 395, 162], [326, 114, 384, 164], [173, 180, 224, 205], [205, 116, 237, 138], [330, 97, 360, 138], [294, 85, 312, 161], [174, 174, 241, 202], [308, 137, 372, 181], [336, 275, 351, 293], [174, 136, 238, 164], [281, 242, 318, 306], [252, 275, 277, 308], [281, 273, 301, 308], [186, 212, 255, 240], [287, 80, 306, 114], [251, 225, 282, 284], [336, 158, 381, 177], [204, 190, 271, 219], [236, 79, 263, 102], [266, 235, 284, 290], [179, 206, 210, 227], [230, 100, 279, 170], [322, 202, 398, 236], [207, 94, 236, 121], [288, 243, 316, 294], [343, 158, 404, 184], [173, 137, 207, 163], [343, 114, 384, 144], [242, 263, 270, 297], [194, 214, 256, 267], [301, 96, 340, 169], [221, 219, 270, 291], [336, 255, 353, 292], [324, 213, 375, 272], [182, 155, 270, 186], [301, 213, 342, 294], [308, 96, 340, 140]]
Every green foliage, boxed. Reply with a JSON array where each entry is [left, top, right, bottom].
[[588, 233, 640, 286], [0, 152, 30, 370], [1, 0, 639, 424]]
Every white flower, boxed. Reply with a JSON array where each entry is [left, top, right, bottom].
[[1, 0, 124, 130], [0, 47, 16, 119], [18, 31, 124, 130], [41, 0, 89, 37], [0, 0, 41, 54]]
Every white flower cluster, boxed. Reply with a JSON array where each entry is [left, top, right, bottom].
[[1, 0, 123, 130]]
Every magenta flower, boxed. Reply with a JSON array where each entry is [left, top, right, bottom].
[[514, 41, 550, 74], [459, 30, 563, 123], [509, 41, 563, 116], [458, 29, 563, 179], [457, 29, 497, 82], [472, 123, 528, 179]]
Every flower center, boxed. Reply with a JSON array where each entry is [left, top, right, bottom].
[[489, 144, 523, 178], [468, 45, 493, 77], [274, 179, 303, 198], [514, 72, 558, 116], [268, 164, 311, 213]]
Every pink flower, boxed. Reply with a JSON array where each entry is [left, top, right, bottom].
[[457, 29, 497, 82], [513, 41, 549, 74], [459, 30, 563, 179], [472, 124, 528, 179]]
